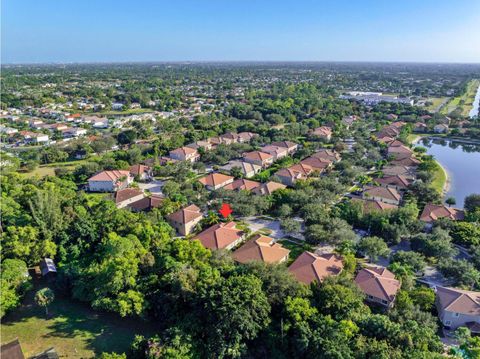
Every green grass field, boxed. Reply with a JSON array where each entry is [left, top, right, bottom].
[[440, 79, 480, 116], [424, 97, 448, 112], [19, 159, 91, 178], [431, 161, 448, 195], [1, 287, 156, 358]]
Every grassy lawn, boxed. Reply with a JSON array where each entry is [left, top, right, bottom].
[[278, 239, 313, 265], [19, 159, 91, 178], [440, 79, 480, 116], [431, 160, 448, 194], [425, 97, 448, 112], [1, 287, 157, 358]]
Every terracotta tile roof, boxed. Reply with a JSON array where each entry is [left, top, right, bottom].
[[355, 266, 400, 302], [390, 156, 421, 166], [311, 149, 341, 162], [277, 163, 313, 179], [352, 198, 398, 212], [289, 252, 344, 284], [260, 145, 288, 157], [243, 151, 273, 162], [237, 132, 257, 141], [270, 141, 297, 149], [252, 181, 287, 195], [198, 173, 234, 187], [311, 126, 332, 137], [127, 195, 164, 211], [300, 157, 332, 171], [129, 164, 151, 176], [420, 204, 465, 222], [115, 188, 144, 203], [222, 179, 261, 191], [375, 175, 411, 189], [193, 222, 244, 250], [232, 235, 290, 264], [170, 146, 197, 156], [88, 170, 131, 182], [363, 186, 401, 202], [436, 286, 480, 316], [168, 204, 202, 224], [382, 165, 415, 178]]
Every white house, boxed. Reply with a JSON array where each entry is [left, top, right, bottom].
[[88, 170, 133, 192]]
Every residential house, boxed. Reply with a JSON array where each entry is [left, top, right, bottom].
[[434, 124, 449, 133], [63, 127, 87, 138], [312, 149, 341, 162], [271, 141, 299, 154], [186, 140, 213, 152], [352, 198, 398, 213], [220, 132, 239, 144], [88, 170, 133, 192], [19, 131, 49, 144], [413, 122, 428, 133], [222, 178, 261, 192], [129, 164, 152, 181], [420, 204, 465, 223], [219, 160, 261, 178], [167, 205, 203, 236], [237, 132, 257, 143], [390, 156, 421, 167], [232, 235, 290, 264], [342, 115, 359, 128], [169, 146, 200, 163], [243, 151, 274, 168], [115, 188, 145, 208], [276, 163, 313, 186], [252, 181, 287, 196], [198, 173, 235, 190], [300, 156, 331, 173], [375, 175, 412, 191], [260, 145, 288, 161], [362, 186, 401, 206], [193, 222, 245, 250], [310, 126, 332, 141], [382, 165, 416, 179], [127, 195, 163, 212], [289, 252, 344, 285], [355, 266, 401, 308], [436, 286, 480, 331]]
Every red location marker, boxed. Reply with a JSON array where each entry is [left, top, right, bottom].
[[219, 203, 233, 218]]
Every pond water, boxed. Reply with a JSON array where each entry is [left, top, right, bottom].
[[420, 138, 480, 208], [470, 83, 480, 119]]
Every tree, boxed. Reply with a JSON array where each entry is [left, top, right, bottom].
[[198, 274, 271, 357], [35, 287, 55, 316], [1, 259, 31, 318], [465, 194, 480, 213], [445, 197, 456, 207], [390, 251, 426, 274], [280, 218, 301, 236], [450, 222, 480, 247], [357, 236, 390, 262], [117, 129, 137, 145]]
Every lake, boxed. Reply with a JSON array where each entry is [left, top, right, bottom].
[[420, 138, 480, 208]]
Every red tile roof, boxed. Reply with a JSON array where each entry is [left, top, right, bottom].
[[168, 204, 202, 224], [89, 170, 131, 182], [289, 252, 344, 284], [232, 235, 290, 264], [193, 222, 244, 250], [420, 204, 465, 222], [355, 266, 400, 302]]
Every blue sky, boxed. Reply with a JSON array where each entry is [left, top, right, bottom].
[[2, 0, 480, 63]]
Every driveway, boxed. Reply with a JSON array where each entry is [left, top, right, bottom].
[[241, 216, 285, 239], [137, 179, 164, 195]]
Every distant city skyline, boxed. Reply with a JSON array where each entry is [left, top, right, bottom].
[[2, 0, 480, 64]]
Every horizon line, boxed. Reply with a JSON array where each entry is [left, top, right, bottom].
[[2, 60, 480, 66]]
